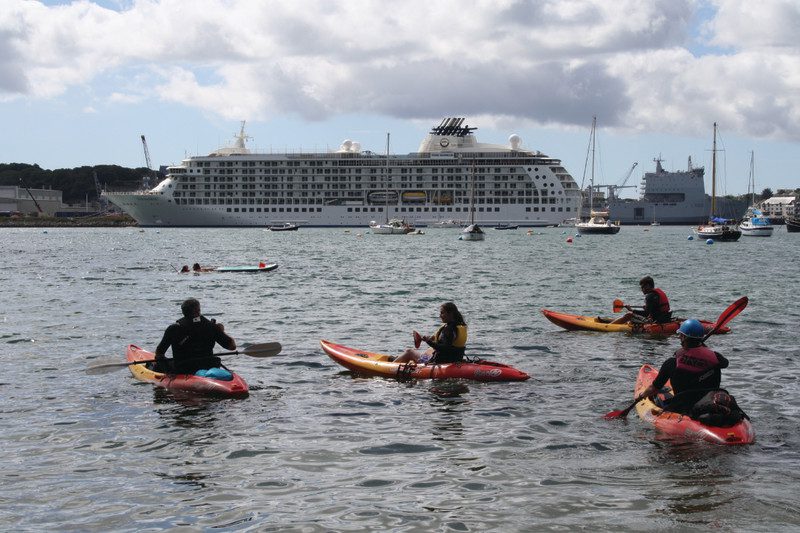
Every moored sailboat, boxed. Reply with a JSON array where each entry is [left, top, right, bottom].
[[461, 161, 485, 241], [576, 117, 620, 235], [739, 151, 774, 237], [695, 123, 741, 241], [369, 133, 415, 235]]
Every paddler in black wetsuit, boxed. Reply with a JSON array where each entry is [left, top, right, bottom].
[[394, 302, 467, 364], [613, 275, 672, 324], [154, 298, 236, 374], [635, 318, 729, 414]]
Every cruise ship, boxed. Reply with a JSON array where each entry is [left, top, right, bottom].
[[105, 118, 582, 227], [607, 158, 709, 225]]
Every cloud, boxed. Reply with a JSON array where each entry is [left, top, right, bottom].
[[1, 0, 799, 142]]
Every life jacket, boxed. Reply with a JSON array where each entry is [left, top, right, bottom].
[[433, 323, 467, 347], [430, 323, 467, 363], [652, 288, 670, 314], [675, 346, 718, 374]]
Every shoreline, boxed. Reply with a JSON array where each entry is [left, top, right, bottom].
[[0, 214, 137, 228]]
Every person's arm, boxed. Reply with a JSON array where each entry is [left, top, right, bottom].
[[715, 352, 729, 369], [155, 325, 174, 359], [643, 292, 659, 320], [636, 358, 676, 401], [212, 319, 236, 350]]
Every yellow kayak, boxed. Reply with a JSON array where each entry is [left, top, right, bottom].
[[541, 309, 729, 335]]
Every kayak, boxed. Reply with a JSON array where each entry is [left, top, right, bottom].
[[540, 309, 729, 335], [320, 340, 529, 382], [633, 364, 754, 445], [215, 263, 278, 273], [126, 344, 249, 398]]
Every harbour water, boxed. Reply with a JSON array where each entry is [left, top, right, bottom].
[[2, 226, 799, 531]]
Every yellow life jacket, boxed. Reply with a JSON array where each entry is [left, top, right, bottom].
[[433, 323, 468, 347]]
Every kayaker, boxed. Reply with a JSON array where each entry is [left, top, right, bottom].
[[179, 265, 190, 273], [635, 318, 729, 414], [154, 298, 236, 374], [614, 276, 671, 324], [394, 302, 467, 364], [192, 263, 202, 272]]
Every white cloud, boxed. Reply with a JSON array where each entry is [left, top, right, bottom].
[[1, 0, 799, 142]]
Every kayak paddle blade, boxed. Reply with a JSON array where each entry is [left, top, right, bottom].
[[612, 299, 624, 313], [704, 296, 748, 341], [242, 342, 282, 357]]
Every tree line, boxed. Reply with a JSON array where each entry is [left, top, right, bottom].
[[0, 163, 160, 204]]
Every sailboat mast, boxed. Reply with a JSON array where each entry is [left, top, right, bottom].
[[470, 160, 476, 225], [385, 132, 390, 224], [711, 122, 717, 217], [749, 150, 755, 205], [589, 116, 596, 213]]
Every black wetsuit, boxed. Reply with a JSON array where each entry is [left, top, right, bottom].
[[155, 316, 234, 374], [652, 349, 730, 413]]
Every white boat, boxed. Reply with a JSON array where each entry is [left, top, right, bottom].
[[460, 162, 484, 241], [370, 218, 414, 234], [103, 118, 582, 227], [576, 117, 620, 235], [694, 123, 741, 241], [430, 219, 464, 228], [739, 152, 774, 237]]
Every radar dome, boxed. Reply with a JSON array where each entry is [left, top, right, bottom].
[[341, 139, 353, 151], [509, 134, 521, 150], [351, 141, 361, 153]]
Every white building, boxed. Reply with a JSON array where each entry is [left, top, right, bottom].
[[758, 196, 797, 219], [0, 186, 63, 216]]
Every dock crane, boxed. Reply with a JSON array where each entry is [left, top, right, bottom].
[[140, 135, 158, 190], [19, 177, 44, 214], [594, 162, 638, 201]]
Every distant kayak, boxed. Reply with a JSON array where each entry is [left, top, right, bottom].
[[634, 364, 754, 445], [215, 263, 278, 273], [540, 309, 729, 335], [320, 340, 529, 382], [126, 344, 249, 398]]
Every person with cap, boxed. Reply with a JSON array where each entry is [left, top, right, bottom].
[[154, 298, 236, 376], [634, 318, 729, 414]]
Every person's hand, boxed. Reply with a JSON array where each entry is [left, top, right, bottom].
[[624, 304, 631, 311]]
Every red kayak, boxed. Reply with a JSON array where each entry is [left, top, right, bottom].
[[126, 345, 249, 398], [320, 340, 529, 382], [634, 364, 755, 445]]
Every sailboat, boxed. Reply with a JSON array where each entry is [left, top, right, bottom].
[[369, 133, 414, 234], [738, 151, 774, 237], [695, 123, 741, 241], [650, 206, 660, 226], [576, 116, 620, 235], [460, 161, 485, 241]]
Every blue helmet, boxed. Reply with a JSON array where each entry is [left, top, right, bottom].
[[678, 318, 705, 339]]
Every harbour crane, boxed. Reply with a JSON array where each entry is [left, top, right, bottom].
[[19, 177, 44, 214], [140, 135, 158, 189], [594, 162, 638, 201]]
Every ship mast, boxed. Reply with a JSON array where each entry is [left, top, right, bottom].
[[470, 160, 476, 225], [711, 122, 717, 219], [385, 133, 390, 224]]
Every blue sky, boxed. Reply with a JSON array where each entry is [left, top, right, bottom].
[[2, 0, 799, 197]]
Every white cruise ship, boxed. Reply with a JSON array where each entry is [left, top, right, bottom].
[[105, 118, 582, 227], [607, 158, 710, 225]]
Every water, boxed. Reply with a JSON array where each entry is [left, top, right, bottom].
[[1, 226, 799, 531]]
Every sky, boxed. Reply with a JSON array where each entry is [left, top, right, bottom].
[[2, 0, 799, 197]]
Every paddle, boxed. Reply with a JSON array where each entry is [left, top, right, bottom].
[[602, 296, 748, 420], [612, 298, 625, 313], [85, 342, 283, 375]]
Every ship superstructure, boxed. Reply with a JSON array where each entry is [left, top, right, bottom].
[[607, 158, 709, 225], [105, 118, 582, 227]]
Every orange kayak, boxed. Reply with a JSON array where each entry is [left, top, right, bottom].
[[320, 340, 529, 382], [541, 309, 729, 335], [633, 364, 755, 445]]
